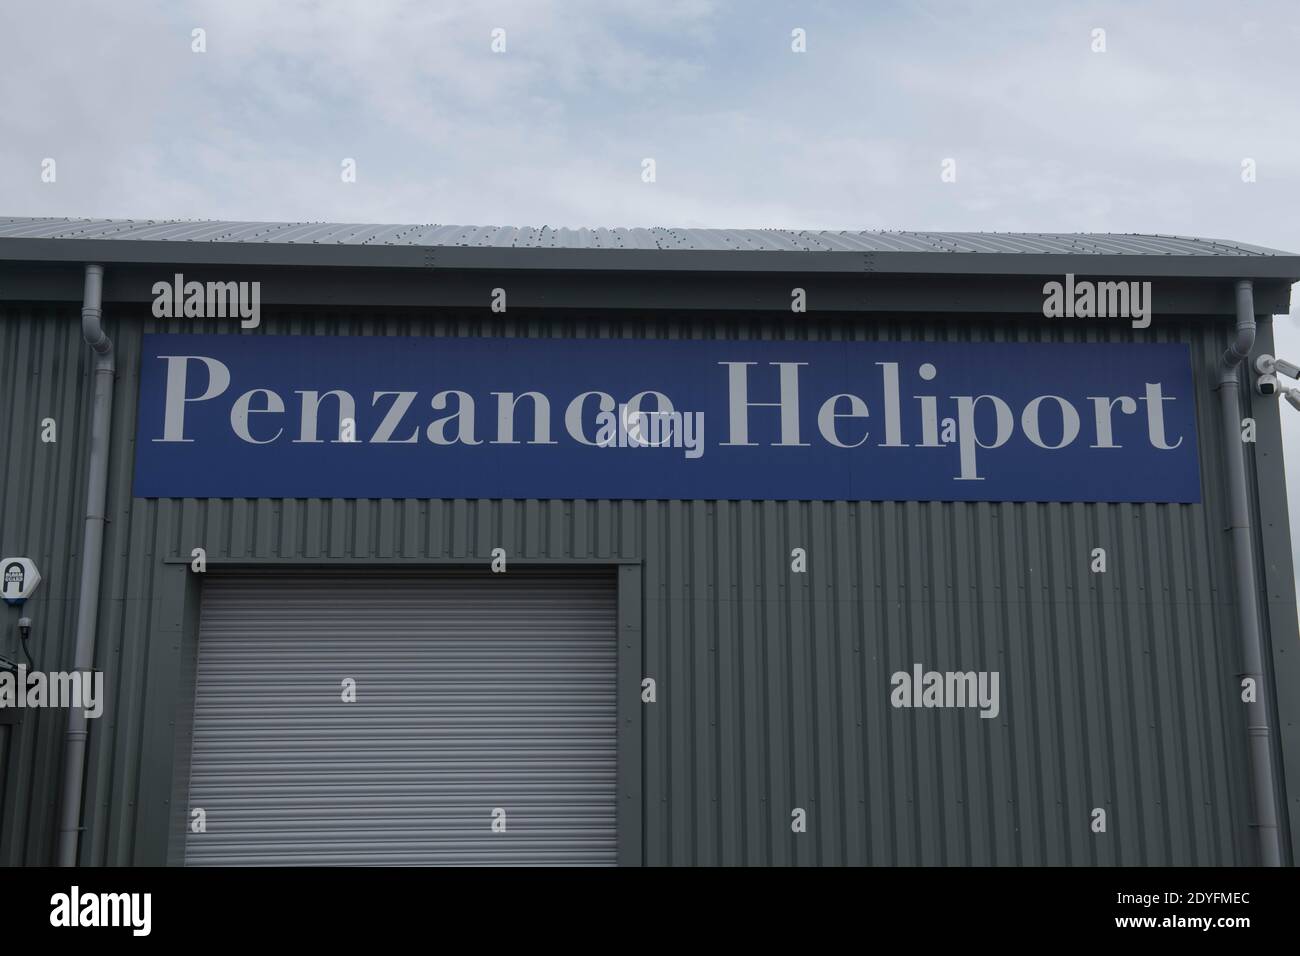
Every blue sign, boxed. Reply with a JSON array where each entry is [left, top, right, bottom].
[[132, 334, 1201, 502]]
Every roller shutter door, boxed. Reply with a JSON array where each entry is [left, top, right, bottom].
[[183, 569, 618, 865]]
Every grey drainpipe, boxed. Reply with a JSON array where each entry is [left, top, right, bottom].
[[1220, 278, 1283, 866], [56, 263, 113, 866]]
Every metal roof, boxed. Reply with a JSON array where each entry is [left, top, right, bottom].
[[0, 216, 1292, 254], [2, 217, 1298, 279]]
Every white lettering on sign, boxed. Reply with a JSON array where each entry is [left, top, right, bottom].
[[147, 354, 1187, 482], [132, 336, 1200, 502]]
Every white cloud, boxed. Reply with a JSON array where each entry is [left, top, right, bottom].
[[2, 0, 1300, 592]]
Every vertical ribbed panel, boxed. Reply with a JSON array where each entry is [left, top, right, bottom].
[[184, 569, 617, 866], [0, 304, 1294, 865], [0, 303, 93, 865]]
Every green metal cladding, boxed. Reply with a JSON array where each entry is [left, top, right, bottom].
[[1, 303, 1298, 865]]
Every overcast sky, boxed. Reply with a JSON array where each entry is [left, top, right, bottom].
[[3, 0, 1300, 580]]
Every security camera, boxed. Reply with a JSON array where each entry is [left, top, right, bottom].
[[1256, 354, 1300, 379], [1257, 373, 1279, 396], [17, 617, 31, 641], [1285, 387, 1300, 412]]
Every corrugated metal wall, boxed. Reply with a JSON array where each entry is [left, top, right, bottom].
[[0, 302, 1294, 865]]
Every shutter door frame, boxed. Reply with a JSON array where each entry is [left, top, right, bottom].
[[179, 567, 626, 866]]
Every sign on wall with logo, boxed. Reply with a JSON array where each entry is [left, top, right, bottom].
[[131, 333, 1201, 502]]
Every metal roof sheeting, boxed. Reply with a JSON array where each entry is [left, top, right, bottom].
[[3, 217, 1298, 281], [0, 216, 1291, 256]]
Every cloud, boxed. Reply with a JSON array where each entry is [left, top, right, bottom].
[[2, 0, 1299, 592]]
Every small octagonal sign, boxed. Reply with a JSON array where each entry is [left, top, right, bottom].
[[1, 558, 40, 605]]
